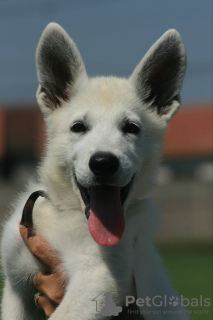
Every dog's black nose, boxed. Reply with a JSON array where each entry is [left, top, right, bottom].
[[89, 152, 119, 177]]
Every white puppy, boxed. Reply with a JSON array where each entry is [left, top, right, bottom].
[[1, 23, 188, 320]]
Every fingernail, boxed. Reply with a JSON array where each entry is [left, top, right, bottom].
[[19, 223, 27, 229]]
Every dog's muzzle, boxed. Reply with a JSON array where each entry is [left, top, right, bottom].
[[75, 172, 134, 247]]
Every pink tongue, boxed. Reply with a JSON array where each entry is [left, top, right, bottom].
[[88, 186, 125, 246]]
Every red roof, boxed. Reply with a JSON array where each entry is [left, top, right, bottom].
[[163, 104, 213, 158], [0, 103, 212, 160]]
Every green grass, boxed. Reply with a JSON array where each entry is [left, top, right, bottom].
[[159, 246, 212, 320], [0, 246, 212, 319]]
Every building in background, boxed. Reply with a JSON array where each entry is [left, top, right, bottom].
[[0, 103, 212, 180]]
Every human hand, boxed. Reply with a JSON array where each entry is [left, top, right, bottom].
[[19, 224, 66, 319]]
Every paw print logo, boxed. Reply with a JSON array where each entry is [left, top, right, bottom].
[[168, 296, 179, 307]]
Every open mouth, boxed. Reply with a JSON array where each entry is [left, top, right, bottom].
[[76, 178, 133, 247]]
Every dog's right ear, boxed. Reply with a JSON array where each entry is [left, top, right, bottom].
[[36, 23, 87, 114]]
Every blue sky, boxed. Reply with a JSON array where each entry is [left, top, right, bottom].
[[0, 0, 212, 106]]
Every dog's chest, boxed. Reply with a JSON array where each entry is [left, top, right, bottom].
[[32, 197, 94, 261]]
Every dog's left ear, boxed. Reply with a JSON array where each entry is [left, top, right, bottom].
[[130, 29, 187, 122]]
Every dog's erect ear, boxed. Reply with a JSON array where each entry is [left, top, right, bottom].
[[36, 23, 87, 113], [130, 29, 187, 121]]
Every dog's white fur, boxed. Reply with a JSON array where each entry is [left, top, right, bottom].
[[1, 23, 188, 319]]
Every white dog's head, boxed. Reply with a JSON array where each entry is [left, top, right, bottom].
[[36, 23, 186, 246]]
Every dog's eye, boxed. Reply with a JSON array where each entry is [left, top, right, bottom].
[[71, 122, 87, 133], [122, 122, 140, 135]]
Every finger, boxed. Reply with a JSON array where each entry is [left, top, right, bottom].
[[19, 224, 61, 272], [37, 294, 56, 319], [34, 272, 64, 305]]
